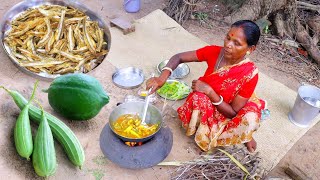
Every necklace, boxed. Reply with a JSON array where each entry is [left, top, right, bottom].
[[216, 52, 248, 71], [215, 53, 224, 71]]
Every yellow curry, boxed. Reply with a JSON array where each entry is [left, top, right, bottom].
[[112, 114, 159, 139]]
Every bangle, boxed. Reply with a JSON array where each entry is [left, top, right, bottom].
[[162, 67, 173, 74], [212, 95, 223, 106]]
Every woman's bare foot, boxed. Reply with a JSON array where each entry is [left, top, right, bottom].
[[245, 138, 257, 153]]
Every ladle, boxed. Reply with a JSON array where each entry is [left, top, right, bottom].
[[141, 87, 153, 125]]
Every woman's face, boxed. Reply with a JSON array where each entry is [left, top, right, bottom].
[[223, 27, 251, 61]]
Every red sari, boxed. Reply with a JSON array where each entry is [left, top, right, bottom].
[[177, 46, 265, 151]]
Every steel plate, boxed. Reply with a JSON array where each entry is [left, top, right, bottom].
[[112, 67, 144, 89], [0, 0, 111, 80]]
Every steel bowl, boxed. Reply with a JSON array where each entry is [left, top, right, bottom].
[[0, 0, 111, 80], [108, 101, 163, 143], [112, 67, 144, 89], [157, 60, 190, 79]]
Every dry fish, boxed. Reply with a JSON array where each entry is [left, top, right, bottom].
[[26, 37, 36, 54], [36, 49, 46, 53], [96, 24, 104, 52], [74, 21, 86, 48], [82, 18, 96, 54], [37, 18, 52, 48], [53, 50, 83, 62], [18, 47, 41, 61], [38, 7, 64, 17], [65, 17, 85, 25], [20, 61, 65, 67], [4, 4, 108, 75], [67, 25, 75, 51], [12, 52, 27, 61], [46, 32, 55, 52], [9, 25, 30, 37], [72, 46, 88, 53], [56, 9, 66, 40]]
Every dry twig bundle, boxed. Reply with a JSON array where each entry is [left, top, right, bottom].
[[162, 147, 264, 180]]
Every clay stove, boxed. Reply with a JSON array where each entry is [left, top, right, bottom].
[[99, 123, 173, 169]]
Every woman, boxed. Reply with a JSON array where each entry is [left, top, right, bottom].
[[146, 20, 265, 153]]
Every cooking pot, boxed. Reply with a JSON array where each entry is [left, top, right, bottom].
[[109, 101, 163, 142]]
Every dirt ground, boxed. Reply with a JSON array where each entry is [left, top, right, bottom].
[[115, 0, 320, 179]]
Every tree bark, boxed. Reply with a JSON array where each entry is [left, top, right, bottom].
[[296, 19, 320, 67], [227, 0, 287, 23], [228, 0, 261, 23], [307, 16, 320, 43], [274, 13, 287, 37]]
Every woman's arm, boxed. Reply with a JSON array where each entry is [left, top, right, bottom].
[[192, 80, 249, 118], [214, 94, 249, 118], [146, 51, 199, 94]]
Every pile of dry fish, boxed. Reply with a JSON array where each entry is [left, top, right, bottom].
[[4, 5, 108, 75]]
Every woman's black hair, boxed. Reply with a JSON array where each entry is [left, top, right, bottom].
[[231, 20, 260, 46]]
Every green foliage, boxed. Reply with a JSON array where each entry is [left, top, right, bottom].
[[194, 12, 209, 22], [193, 12, 213, 28], [255, 17, 272, 34]]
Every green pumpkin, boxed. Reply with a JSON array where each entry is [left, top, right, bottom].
[[47, 73, 109, 120]]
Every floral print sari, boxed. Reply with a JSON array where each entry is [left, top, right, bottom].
[[177, 58, 265, 151]]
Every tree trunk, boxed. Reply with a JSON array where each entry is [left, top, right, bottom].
[[227, 0, 287, 23], [307, 16, 320, 43], [273, 0, 297, 38], [227, 0, 262, 23], [296, 19, 320, 67]]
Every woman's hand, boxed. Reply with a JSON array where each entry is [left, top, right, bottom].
[[146, 77, 166, 94], [191, 80, 214, 96]]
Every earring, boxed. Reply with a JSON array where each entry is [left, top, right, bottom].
[[246, 51, 251, 56]]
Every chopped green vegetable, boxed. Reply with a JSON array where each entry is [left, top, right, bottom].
[[157, 81, 191, 100]]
